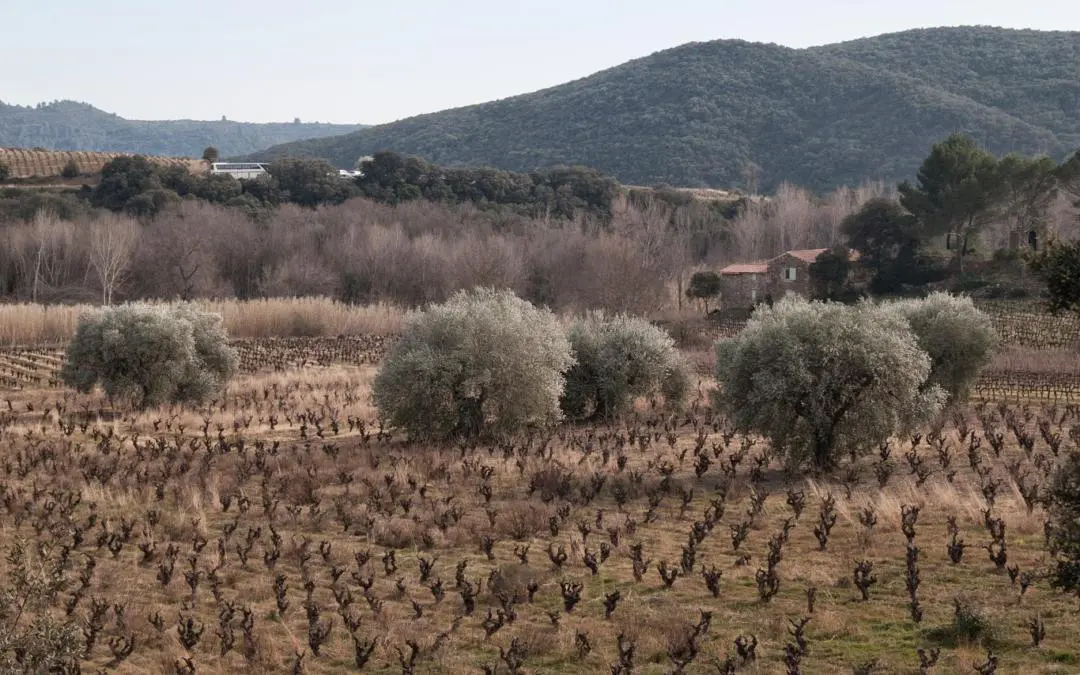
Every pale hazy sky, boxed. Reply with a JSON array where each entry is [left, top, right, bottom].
[[3, 0, 1077, 125]]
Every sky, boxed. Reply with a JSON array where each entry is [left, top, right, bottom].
[[3, 0, 1078, 126]]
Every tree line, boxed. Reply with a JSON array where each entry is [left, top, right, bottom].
[[0, 198, 694, 313], [806, 134, 1080, 299], [0, 151, 622, 223], [1, 136, 1078, 311]]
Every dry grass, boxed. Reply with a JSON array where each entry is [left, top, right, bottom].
[[198, 298, 404, 339], [0, 357, 1077, 673], [0, 298, 405, 346]]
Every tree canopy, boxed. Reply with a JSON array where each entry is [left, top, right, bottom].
[[715, 297, 945, 471], [561, 312, 691, 421], [686, 271, 723, 313], [372, 288, 574, 440], [356, 151, 621, 221], [61, 304, 237, 408], [885, 293, 998, 402], [1029, 239, 1080, 315], [841, 198, 927, 293], [898, 134, 1001, 268]]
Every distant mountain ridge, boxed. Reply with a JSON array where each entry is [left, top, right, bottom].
[[244, 26, 1080, 191], [0, 100, 365, 158]]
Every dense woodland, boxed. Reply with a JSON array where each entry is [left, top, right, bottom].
[[0, 136, 1078, 313], [0, 100, 363, 157], [246, 27, 1080, 191]]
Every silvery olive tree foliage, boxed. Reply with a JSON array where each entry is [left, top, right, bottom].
[[0, 541, 82, 674], [885, 292, 998, 403], [373, 288, 574, 440], [561, 311, 692, 421], [715, 297, 945, 471], [61, 304, 237, 408]]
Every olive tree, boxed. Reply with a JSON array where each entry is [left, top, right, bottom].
[[561, 312, 692, 421], [885, 292, 997, 403], [0, 540, 82, 673], [715, 297, 944, 472], [373, 288, 573, 440], [61, 304, 236, 408]]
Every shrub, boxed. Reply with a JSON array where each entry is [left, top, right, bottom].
[[924, 597, 997, 647], [60, 304, 237, 408], [0, 163, 9, 182], [1030, 238, 1080, 314], [1048, 450, 1080, 593], [715, 297, 944, 472], [268, 157, 354, 207], [686, 271, 722, 313], [561, 312, 692, 421], [372, 288, 573, 440], [60, 159, 78, 179], [885, 293, 997, 402], [950, 599, 994, 644]]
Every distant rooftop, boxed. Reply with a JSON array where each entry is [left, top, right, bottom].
[[720, 262, 768, 275]]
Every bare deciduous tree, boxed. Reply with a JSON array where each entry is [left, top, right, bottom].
[[88, 215, 140, 305], [20, 211, 88, 303], [742, 161, 762, 196]]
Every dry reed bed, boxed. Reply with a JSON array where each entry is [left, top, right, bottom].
[[0, 373, 1076, 673], [987, 348, 1080, 375], [0, 298, 404, 346]]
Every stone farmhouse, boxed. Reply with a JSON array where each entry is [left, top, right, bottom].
[[718, 248, 858, 310]]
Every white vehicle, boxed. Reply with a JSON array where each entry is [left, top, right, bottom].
[[210, 162, 269, 180], [338, 169, 363, 179]]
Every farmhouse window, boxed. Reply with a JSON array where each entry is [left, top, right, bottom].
[[784, 267, 797, 281]]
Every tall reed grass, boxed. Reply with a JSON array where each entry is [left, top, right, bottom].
[[0, 297, 405, 346]]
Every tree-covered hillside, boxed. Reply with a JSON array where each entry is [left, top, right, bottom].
[[245, 27, 1080, 192], [0, 100, 364, 157], [814, 27, 1080, 147]]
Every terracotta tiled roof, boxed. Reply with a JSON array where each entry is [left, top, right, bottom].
[[719, 262, 768, 275], [721, 248, 859, 274], [780, 248, 829, 263], [773, 248, 860, 263]]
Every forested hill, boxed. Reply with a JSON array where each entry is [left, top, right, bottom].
[[0, 101, 364, 157], [245, 27, 1080, 192]]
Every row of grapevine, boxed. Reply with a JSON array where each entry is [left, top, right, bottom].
[[0, 147, 205, 179]]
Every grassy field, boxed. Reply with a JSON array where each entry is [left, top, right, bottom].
[[0, 339, 1078, 673]]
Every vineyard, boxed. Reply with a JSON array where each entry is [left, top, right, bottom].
[[0, 147, 206, 180], [4, 301, 1080, 403], [0, 299, 1078, 673], [0, 336, 391, 390], [706, 301, 1080, 350], [977, 301, 1080, 350], [0, 359, 1076, 673]]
